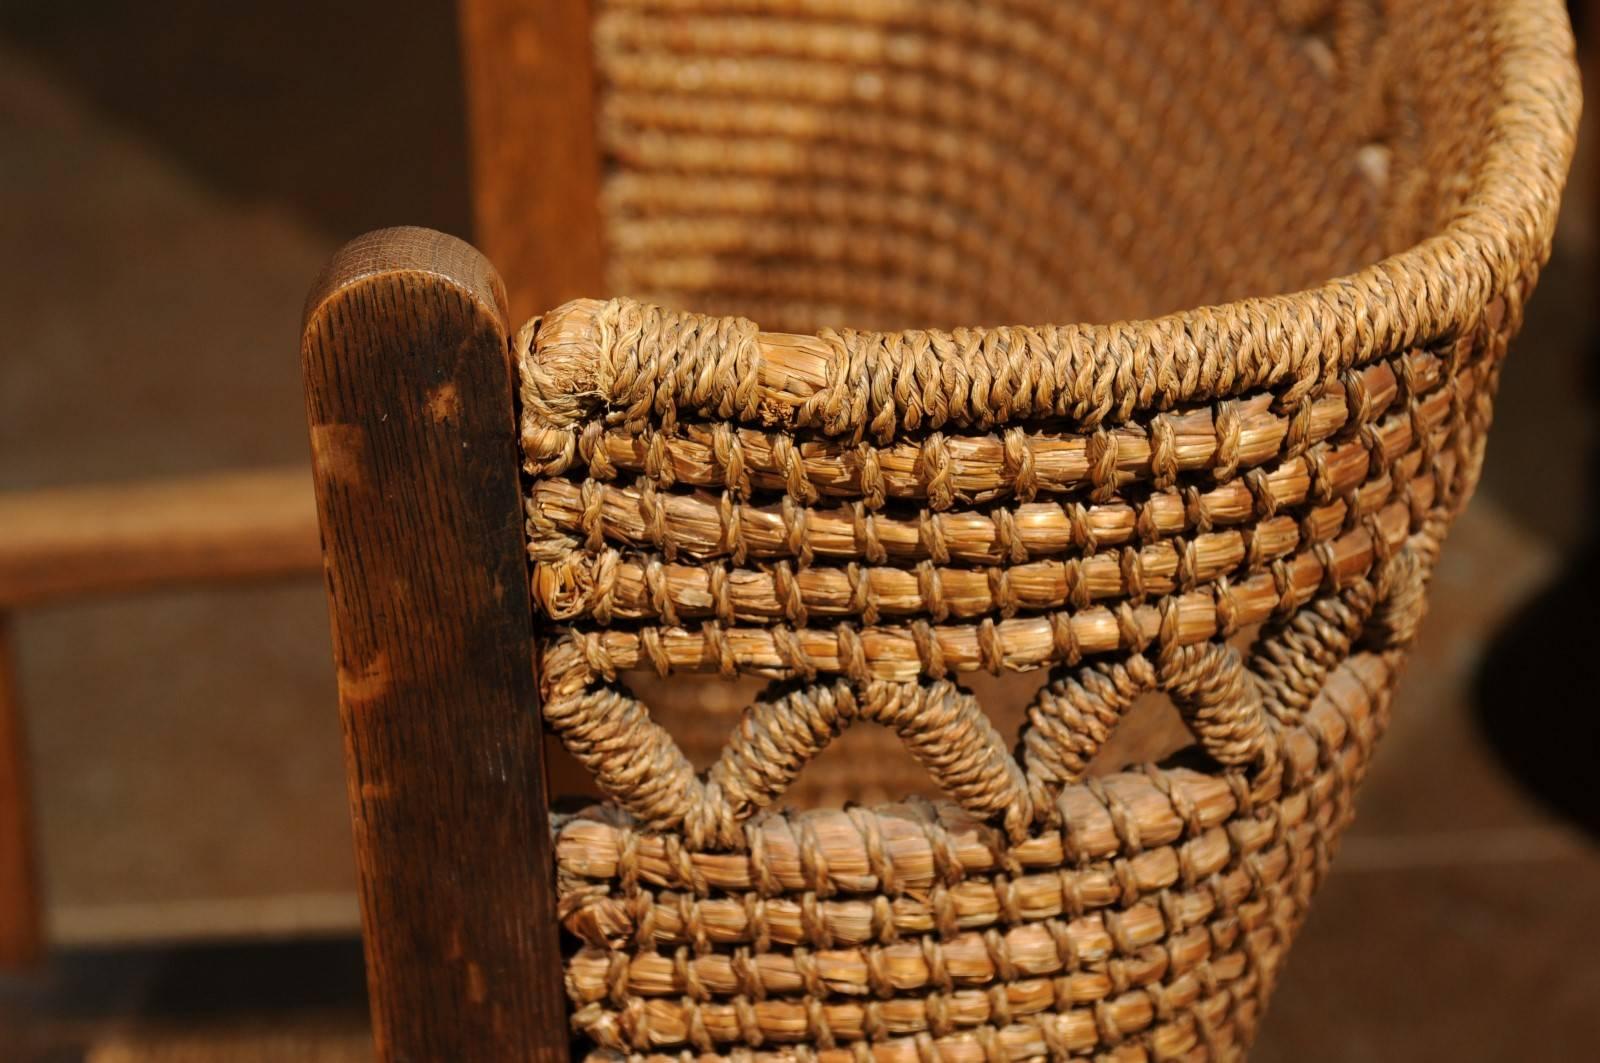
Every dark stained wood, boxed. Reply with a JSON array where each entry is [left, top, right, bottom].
[[458, 0, 604, 324], [0, 467, 320, 607], [301, 227, 567, 1062], [0, 614, 42, 968]]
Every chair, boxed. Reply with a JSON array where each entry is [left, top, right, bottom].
[[302, 1, 1578, 1059]]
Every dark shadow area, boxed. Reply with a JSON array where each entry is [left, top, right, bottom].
[[1, 938, 367, 1018], [1, 938, 368, 1059], [1474, 330, 1600, 839], [0, 0, 472, 242]]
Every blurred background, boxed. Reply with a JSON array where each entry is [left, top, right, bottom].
[[1, 1, 1597, 1059]]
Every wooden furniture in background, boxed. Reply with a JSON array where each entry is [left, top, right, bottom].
[[0, 615, 40, 966], [0, 470, 322, 966], [459, 0, 603, 324], [0, 470, 319, 607], [0, 0, 595, 970]]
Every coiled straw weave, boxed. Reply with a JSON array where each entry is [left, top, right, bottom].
[[517, 1, 1578, 1059]]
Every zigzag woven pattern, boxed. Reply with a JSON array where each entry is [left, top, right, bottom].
[[518, 1, 1578, 1059]]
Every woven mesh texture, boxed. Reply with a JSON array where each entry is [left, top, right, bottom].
[[519, 1, 1578, 1059], [595, 0, 1504, 333]]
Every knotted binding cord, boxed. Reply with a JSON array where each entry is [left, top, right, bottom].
[[522, 294, 1358, 448]]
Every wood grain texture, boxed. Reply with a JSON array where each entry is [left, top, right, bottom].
[[301, 227, 567, 1062], [459, 0, 604, 324], [0, 615, 42, 967], [0, 468, 319, 606]]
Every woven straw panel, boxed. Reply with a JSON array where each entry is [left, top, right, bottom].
[[519, 1, 1578, 1059], [597, 0, 1411, 333]]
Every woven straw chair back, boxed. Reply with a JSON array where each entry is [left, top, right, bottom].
[[516, 1, 1579, 1059]]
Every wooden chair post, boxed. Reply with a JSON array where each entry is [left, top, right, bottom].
[[300, 227, 567, 1061], [458, 0, 605, 325]]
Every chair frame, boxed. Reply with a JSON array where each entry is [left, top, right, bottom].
[[301, 227, 571, 1060]]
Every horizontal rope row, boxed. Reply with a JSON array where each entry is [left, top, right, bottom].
[[524, 353, 1458, 569], [525, 344, 1432, 505], [573, 951, 1259, 1057], [532, 455, 1435, 627], [567, 849, 1276, 1000], [562, 824, 1240, 955], [539, 491, 1425, 688]]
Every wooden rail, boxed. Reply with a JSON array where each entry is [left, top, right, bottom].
[[0, 467, 320, 607]]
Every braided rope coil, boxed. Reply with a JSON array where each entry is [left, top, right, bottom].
[[517, 1, 1578, 1059]]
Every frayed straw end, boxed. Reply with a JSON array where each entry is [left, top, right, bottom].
[[518, 297, 609, 430]]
